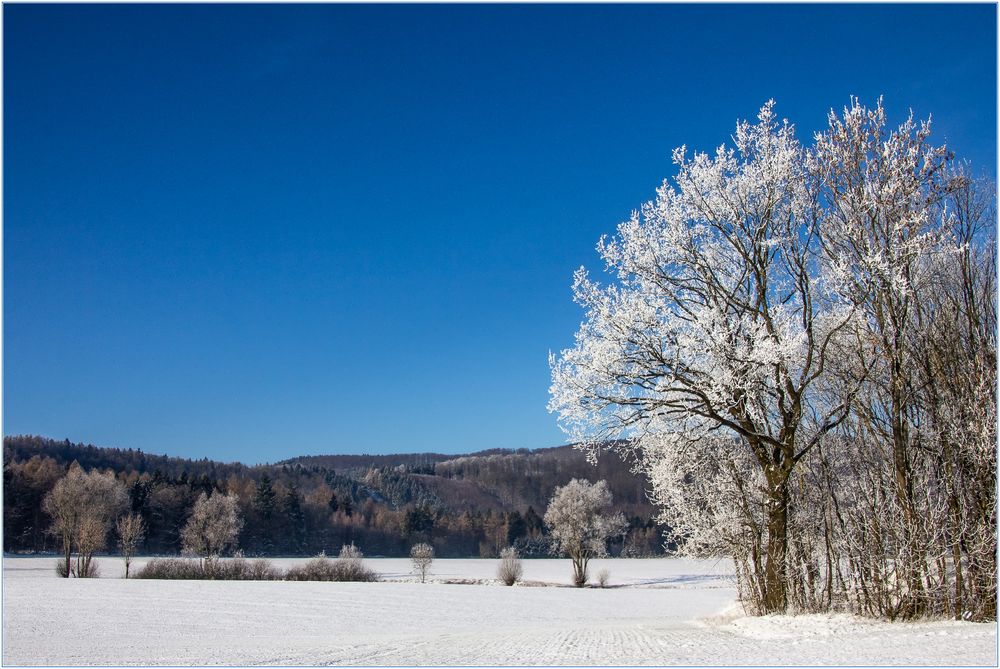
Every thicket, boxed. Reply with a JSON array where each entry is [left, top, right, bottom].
[[283, 546, 379, 582], [136, 546, 378, 582], [136, 555, 281, 580]]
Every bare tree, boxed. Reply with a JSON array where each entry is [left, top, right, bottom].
[[42, 463, 127, 578], [180, 492, 243, 567], [117, 513, 146, 579], [544, 479, 625, 587], [409, 543, 434, 583]]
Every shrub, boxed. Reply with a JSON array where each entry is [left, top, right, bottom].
[[208, 555, 280, 581], [135, 558, 205, 580], [497, 547, 523, 586], [55, 559, 69, 578], [284, 553, 339, 581], [135, 556, 280, 581], [284, 546, 379, 582], [596, 568, 610, 588], [332, 544, 379, 582]]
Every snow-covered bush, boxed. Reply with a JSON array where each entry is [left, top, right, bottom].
[[135, 556, 280, 580], [136, 558, 206, 580], [334, 544, 379, 582], [284, 553, 337, 581], [595, 568, 610, 588], [497, 547, 522, 586], [284, 546, 379, 582], [214, 554, 281, 580]]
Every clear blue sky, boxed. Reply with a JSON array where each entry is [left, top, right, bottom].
[[4, 4, 996, 464]]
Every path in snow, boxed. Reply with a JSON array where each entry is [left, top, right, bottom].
[[3, 557, 995, 666]]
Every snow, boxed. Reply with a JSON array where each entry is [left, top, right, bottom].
[[3, 556, 995, 666]]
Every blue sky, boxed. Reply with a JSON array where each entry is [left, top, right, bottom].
[[4, 4, 996, 464]]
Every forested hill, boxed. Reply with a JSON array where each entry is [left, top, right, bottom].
[[3, 435, 664, 558]]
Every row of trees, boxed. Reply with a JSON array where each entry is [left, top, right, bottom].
[[41, 460, 628, 589], [41, 463, 246, 577], [5, 436, 665, 559], [550, 99, 996, 619], [15, 450, 661, 571]]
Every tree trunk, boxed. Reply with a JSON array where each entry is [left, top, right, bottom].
[[571, 554, 588, 587], [890, 388, 925, 619], [761, 475, 790, 614]]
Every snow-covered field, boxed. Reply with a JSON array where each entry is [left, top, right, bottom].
[[3, 556, 995, 666]]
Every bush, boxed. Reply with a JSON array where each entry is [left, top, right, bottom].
[[285, 546, 379, 582], [284, 553, 340, 581], [55, 559, 69, 578], [135, 556, 280, 581], [208, 555, 281, 581], [595, 568, 610, 588], [135, 558, 205, 580], [497, 547, 523, 586]]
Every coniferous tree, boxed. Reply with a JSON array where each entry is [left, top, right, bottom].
[[523, 506, 543, 537], [283, 483, 307, 555], [505, 510, 527, 545], [252, 474, 277, 553]]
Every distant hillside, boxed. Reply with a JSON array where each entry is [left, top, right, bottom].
[[281, 444, 654, 516], [279, 451, 471, 473], [3, 435, 666, 558]]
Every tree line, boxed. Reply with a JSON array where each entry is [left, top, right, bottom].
[[4, 436, 665, 560]]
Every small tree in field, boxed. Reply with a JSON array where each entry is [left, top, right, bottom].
[[181, 492, 243, 568], [117, 513, 145, 579], [544, 479, 625, 587], [410, 543, 434, 583]]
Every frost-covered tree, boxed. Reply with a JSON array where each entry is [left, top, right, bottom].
[[117, 513, 146, 579], [808, 103, 986, 619], [409, 542, 434, 583], [181, 492, 243, 564], [544, 479, 625, 587], [549, 98, 996, 619], [549, 102, 857, 612], [43, 463, 128, 578], [810, 106, 995, 620]]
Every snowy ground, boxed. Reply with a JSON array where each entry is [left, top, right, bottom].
[[3, 556, 995, 666]]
